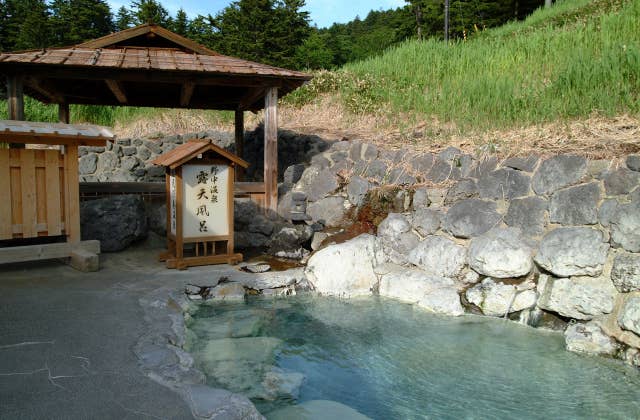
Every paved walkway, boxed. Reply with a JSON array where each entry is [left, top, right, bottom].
[[0, 245, 201, 419]]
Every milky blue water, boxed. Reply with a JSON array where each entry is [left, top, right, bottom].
[[187, 296, 640, 419]]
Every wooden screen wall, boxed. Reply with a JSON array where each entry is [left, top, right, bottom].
[[0, 149, 66, 240]]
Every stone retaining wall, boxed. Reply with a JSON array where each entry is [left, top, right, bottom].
[[291, 139, 640, 368]]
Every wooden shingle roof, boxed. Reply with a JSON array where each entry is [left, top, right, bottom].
[[152, 139, 250, 170], [0, 120, 112, 146], [0, 24, 312, 111]]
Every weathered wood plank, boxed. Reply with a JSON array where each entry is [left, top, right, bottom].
[[0, 151, 12, 239], [45, 150, 62, 236], [0, 240, 100, 265], [20, 150, 37, 238], [65, 145, 81, 242], [264, 87, 278, 213], [105, 79, 127, 104], [180, 81, 195, 107], [6, 75, 25, 121]]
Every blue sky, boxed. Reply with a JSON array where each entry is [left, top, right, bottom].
[[106, 0, 407, 28]]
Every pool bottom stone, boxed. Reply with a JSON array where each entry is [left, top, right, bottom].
[[186, 295, 640, 419]]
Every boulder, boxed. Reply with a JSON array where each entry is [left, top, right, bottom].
[[603, 168, 640, 196], [609, 198, 640, 252], [444, 178, 478, 205], [235, 231, 269, 249], [564, 322, 619, 356], [468, 228, 533, 278], [146, 202, 167, 236], [307, 196, 347, 227], [305, 234, 378, 297], [80, 195, 147, 252], [96, 151, 119, 172], [411, 187, 430, 208], [78, 153, 98, 175], [347, 176, 372, 206], [476, 168, 531, 200], [268, 225, 313, 257], [469, 157, 498, 179], [427, 160, 460, 183], [417, 287, 465, 316], [349, 142, 378, 162], [363, 160, 388, 182], [206, 282, 246, 300], [504, 196, 548, 237], [502, 155, 539, 172], [410, 153, 435, 174], [534, 227, 609, 277], [295, 166, 338, 202], [407, 235, 466, 278], [443, 199, 502, 239], [549, 182, 600, 225], [618, 296, 640, 336], [611, 252, 640, 292], [283, 163, 306, 186], [377, 213, 420, 265], [627, 155, 640, 172], [598, 199, 618, 227], [465, 278, 537, 317], [536, 274, 616, 320], [410, 208, 441, 236], [532, 155, 587, 195], [184, 385, 263, 420], [378, 263, 459, 310]]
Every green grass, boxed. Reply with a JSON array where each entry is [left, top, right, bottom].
[[290, 0, 640, 131]]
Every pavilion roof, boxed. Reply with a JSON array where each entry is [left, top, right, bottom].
[[0, 24, 312, 111]]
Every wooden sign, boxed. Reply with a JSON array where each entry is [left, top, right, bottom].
[[153, 140, 249, 269]]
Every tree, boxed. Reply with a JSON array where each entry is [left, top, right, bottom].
[[211, 0, 310, 68], [172, 8, 189, 36], [50, 0, 113, 46], [115, 6, 134, 30], [5, 0, 52, 50], [294, 30, 333, 69], [131, 0, 170, 25]]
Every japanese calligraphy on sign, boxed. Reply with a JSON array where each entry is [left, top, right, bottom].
[[169, 175, 177, 235], [182, 164, 229, 238]]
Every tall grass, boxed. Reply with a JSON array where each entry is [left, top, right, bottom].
[[340, 0, 640, 130]]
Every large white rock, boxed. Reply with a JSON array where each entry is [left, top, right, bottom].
[[407, 235, 466, 278], [465, 278, 537, 317], [534, 227, 609, 277], [305, 234, 378, 297], [377, 264, 464, 316], [537, 274, 616, 320], [564, 321, 619, 356], [468, 228, 533, 278], [618, 296, 640, 336], [268, 399, 371, 420], [377, 213, 420, 265]]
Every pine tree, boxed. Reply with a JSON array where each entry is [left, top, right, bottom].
[[172, 8, 189, 36], [50, 0, 113, 46], [115, 6, 134, 30], [294, 30, 333, 69], [131, 0, 169, 25]]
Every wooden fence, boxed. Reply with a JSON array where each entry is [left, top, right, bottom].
[[0, 148, 75, 240]]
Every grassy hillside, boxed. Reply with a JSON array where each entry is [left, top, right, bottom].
[[290, 0, 639, 131], [1, 0, 638, 144]]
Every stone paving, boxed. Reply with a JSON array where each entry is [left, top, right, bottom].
[[0, 245, 210, 419]]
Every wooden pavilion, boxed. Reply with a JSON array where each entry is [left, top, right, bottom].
[[0, 23, 312, 213]]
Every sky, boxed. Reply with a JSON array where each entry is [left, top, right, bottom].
[[106, 0, 407, 28]]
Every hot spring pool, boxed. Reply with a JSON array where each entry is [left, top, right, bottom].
[[185, 296, 640, 419]]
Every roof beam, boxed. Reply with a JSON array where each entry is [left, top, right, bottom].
[[24, 77, 65, 103], [180, 81, 195, 107], [238, 87, 266, 110], [105, 79, 127, 104]]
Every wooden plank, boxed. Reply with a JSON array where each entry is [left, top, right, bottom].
[[234, 182, 265, 194], [12, 222, 65, 234], [20, 150, 37, 238], [79, 182, 165, 194], [65, 145, 81, 242], [227, 166, 235, 256], [175, 167, 184, 261], [0, 240, 100, 264], [0, 151, 12, 239], [10, 156, 22, 231], [235, 110, 245, 181], [35, 162, 46, 227], [264, 87, 278, 213], [45, 150, 62, 235], [165, 253, 243, 269], [105, 80, 127, 104], [0, 132, 108, 147]]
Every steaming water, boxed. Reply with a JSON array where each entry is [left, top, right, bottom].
[[187, 296, 640, 419]]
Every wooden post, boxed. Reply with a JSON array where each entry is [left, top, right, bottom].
[[58, 103, 70, 124], [235, 110, 244, 181], [264, 87, 278, 214], [64, 145, 81, 243], [7, 75, 25, 149]]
